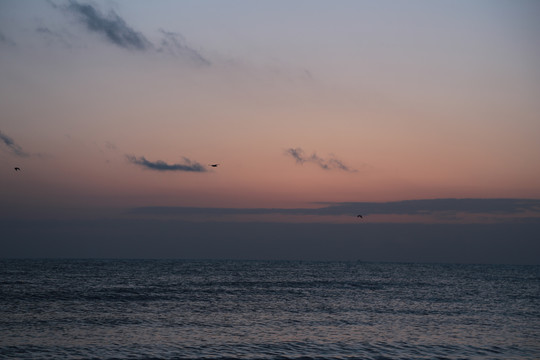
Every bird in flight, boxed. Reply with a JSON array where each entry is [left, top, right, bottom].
[[357, 214, 363, 218], [209, 164, 219, 167], [14, 167, 21, 171]]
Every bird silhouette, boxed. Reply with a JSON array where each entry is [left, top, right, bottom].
[[209, 164, 219, 167], [14, 167, 21, 171], [357, 214, 363, 218]]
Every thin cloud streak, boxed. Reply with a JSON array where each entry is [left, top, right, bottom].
[[65, 1, 152, 51], [60, 1, 211, 65], [126, 154, 207, 172], [286, 147, 356, 172], [157, 29, 210, 66], [0, 130, 30, 157], [312, 199, 540, 216], [286, 147, 306, 164], [130, 199, 540, 218], [36, 26, 73, 48], [0, 31, 16, 47]]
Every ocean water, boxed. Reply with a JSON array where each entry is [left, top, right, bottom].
[[0, 260, 538, 360]]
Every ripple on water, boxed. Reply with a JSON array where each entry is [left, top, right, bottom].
[[0, 260, 539, 360]]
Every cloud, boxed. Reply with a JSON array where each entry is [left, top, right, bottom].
[[130, 199, 540, 220], [60, 1, 211, 65], [157, 29, 210, 66], [126, 155, 207, 172], [0, 31, 16, 47], [65, 1, 152, 51], [36, 26, 73, 48], [286, 147, 306, 164], [0, 130, 30, 157], [311, 199, 540, 216], [104, 141, 117, 151], [286, 147, 356, 172]]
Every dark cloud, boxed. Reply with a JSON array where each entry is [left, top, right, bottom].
[[36, 26, 73, 48], [286, 147, 306, 164], [312, 199, 540, 216], [66, 1, 152, 51], [130, 206, 289, 216], [130, 199, 540, 218], [126, 155, 207, 172], [327, 158, 353, 172], [61, 1, 211, 65], [0, 31, 16, 47], [157, 29, 210, 66], [0, 130, 30, 157], [286, 147, 356, 172]]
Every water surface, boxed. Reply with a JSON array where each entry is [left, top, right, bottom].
[[1, 260, 538, 359]]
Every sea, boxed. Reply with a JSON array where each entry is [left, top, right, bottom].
[[0, 260, 538, 360]]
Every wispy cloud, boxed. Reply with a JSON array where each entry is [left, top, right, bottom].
[[36, 26, 73, 48], [157, 29, 210, 66], [65, 1, 152, 51], [310, 199, 540, 216], [59, 1, 211, 66], [286, 147, 356, 172], [0, 31, 16, 47], [286, 147, 306, 164], [0, 130, 30, 157], [126, 154, 207, 172], [104, 141, 117, 151], [130, 199, 540, 223]]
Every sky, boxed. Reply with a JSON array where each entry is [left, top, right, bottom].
[[1, 0, 539, 263]]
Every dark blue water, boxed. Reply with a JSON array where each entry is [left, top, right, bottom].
[[0, 260, 538, 360]]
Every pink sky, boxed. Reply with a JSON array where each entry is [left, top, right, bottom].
[[1, 1, 540, 231]]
